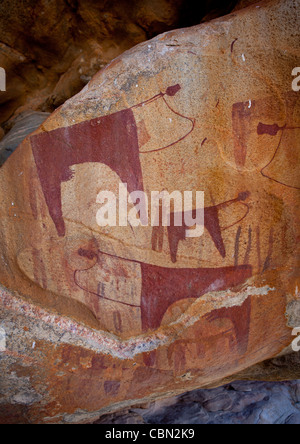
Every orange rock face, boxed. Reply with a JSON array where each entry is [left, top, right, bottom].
[[0, 0, 299, 424]]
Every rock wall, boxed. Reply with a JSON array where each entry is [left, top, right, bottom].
[[0, 0, 239, 133], [95, 379, 300, 424], [0, 0, 299, 424]]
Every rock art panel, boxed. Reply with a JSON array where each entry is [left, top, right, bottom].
[[0, 0, 299, 424]]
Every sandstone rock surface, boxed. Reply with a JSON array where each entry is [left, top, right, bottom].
[[0, 0, 299, 424], [0, 0, 237, 130]]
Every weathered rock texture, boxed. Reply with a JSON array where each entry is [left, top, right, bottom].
[[0, 0, 238, 131], [0, 0, 299, 424], [0, 112, 50, 166], [95, 379, 300, 424]]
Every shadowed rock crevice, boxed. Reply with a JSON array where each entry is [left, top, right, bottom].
[[0, 0, 243, 136], [94, 377, 300, 425]]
